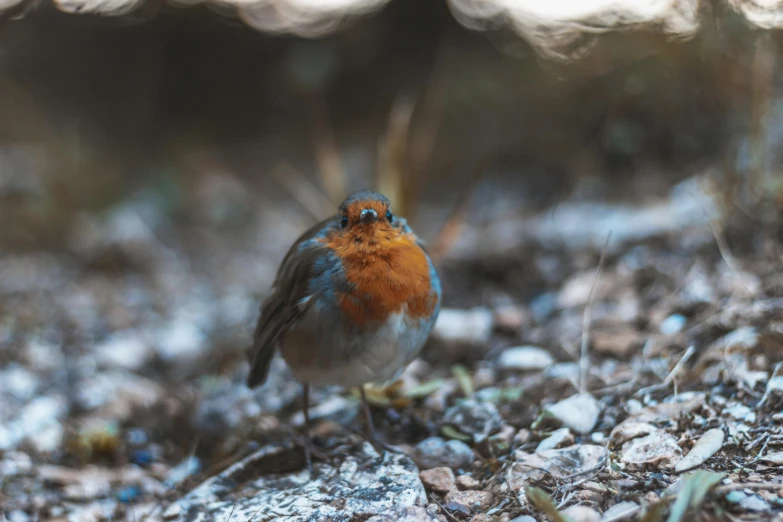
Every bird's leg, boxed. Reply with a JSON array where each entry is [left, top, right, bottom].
[[302, 382, 313, 473], [358, 384, 377, 442]]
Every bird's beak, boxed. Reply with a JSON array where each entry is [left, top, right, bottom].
[[359, 208, 378, 224]]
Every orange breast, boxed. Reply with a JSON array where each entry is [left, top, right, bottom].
[[319, 228, 436, 326]]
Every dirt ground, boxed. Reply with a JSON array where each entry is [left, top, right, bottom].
[[1, 166, 782, 521]]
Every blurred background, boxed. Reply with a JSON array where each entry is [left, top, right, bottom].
[[2, 0, 783, 519]]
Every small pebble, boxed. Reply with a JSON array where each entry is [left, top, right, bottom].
[[601, 501, 639, 520], [469, 515, 494, 522], [514, 429, 532, 446], [433, 308, 493, 345], [413, 437, 475, 470], [660, 314, 686, 335], [497, 346, 554, 371], [545, 393, 602, 435], [445, 489, 493, 510], [455, 474, 480, 490], [536, 428, 574, 452], [443, 400, 503, 443], [560, 505, 600, 522], [443, 501, 471, 519], [419, 467, 456, 494]]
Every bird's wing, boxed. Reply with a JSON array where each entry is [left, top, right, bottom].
[[246, 216, 337, 387]]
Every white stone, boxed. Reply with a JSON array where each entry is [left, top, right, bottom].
[[545, 393, 601, 434], [498, 346, 554, 371]]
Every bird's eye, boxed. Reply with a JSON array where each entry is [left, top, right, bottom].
[[340, 216, 348, 229], [386, 210, 393, 222]]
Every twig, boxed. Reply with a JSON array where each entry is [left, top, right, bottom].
[[758, 361, 782, 408], [580, 232, 612, 394], [427, 165, 486, 265], [376, 94, 416, 212], [635, 345, 696, 397], [689, 184, 751, 296], [225, 503, 237, 522], [308, 92, 346, 206]]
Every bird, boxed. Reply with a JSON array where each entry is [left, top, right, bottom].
[[246, 190, 442, 470]]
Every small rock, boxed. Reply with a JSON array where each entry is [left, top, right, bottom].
[[508, 445, 607, 489], [601, 501, 638, 521], [544, 393, 602, 434], [591, 327, 640, 358], [760, 451, 783, 465], [530, 292, 558, 321], [620, 431, 682, 470], [165, 456, 200, 487], [0, 395, 67, 452], [433, 308, 493, 345], [445, 490, 493, 511], [0, 451, 33, 477], [443, 501, 471, 519], [366, 506, 441, 522], [443, 400, 503, 443], [487, 424, 516, 453], [94, 332, 152, 370], [715, 327, 759, 351], [497, 346, 554, 371], [469, 515, 494, 522], [6, 511, 30, 522], [675, 428, 724, 473], [561, 505, 601, 522], [156, 315, 206, 361], [659, 314, 687, 335], [724, 403, 756, 423], [455, 475, 480, 490], [514, 429, 532, 446], [420, 467, 456, 494], [536, 428, 574, 452], [630, 392, 704, 422], [164, 442, 425, 521], [509, 517, 536, 522], [558, 271, 615, 308], [413, 437, 475, 470], [0, 364, 38, 401], [725, 491, 770, 512], [609, 421, 657, 448], [544, 362, 580, 381], [493, 305, 530, 331]]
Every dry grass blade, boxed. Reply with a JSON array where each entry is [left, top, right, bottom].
[[525, 486, 575, 522], [308, 92, 346, 206], [427, 163, 485, 264], [580, 232, 611, 394], [665, 471, 725, 522], [376, 94, 416, 218]]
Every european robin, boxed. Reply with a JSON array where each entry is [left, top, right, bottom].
[[246, 190, 441, 469]]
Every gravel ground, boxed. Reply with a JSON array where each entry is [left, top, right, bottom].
[[1, 172, 782, 522]]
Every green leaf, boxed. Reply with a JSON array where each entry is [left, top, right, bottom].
[[404, 379, 446, 399], [451, 364, 474, 397], [665, 471, 725, 522], [525, 486, 574, 522], [441, 425, 473, 442]]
